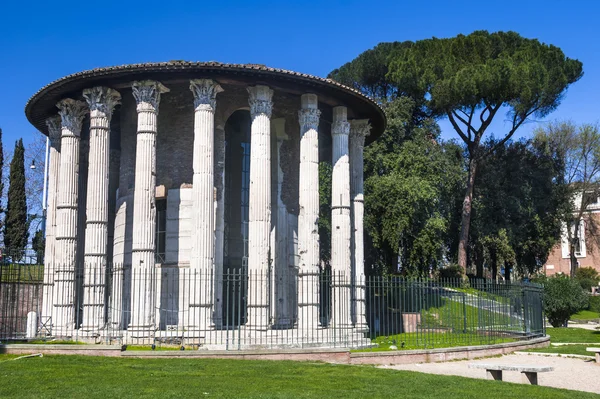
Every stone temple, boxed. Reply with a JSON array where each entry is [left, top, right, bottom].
[[25, 62, 385, 347]]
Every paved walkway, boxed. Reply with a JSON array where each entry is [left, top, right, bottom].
[[381, 353, 600, 395], [568, 322, 599, 331]]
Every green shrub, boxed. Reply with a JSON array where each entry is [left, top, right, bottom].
[[589, 295, 600, 314], [438, 264, 463, 279], [543, 274, 589, 328], [575, 267, 600, 292]]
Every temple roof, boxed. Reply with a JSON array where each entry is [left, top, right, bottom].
[[25, 61, 386, 143]]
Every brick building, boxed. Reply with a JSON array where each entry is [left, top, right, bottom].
[[544, 193, 600, 275]]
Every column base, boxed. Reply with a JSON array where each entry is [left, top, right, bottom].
[[51, 324, 76, 339], [181, 304, 212, 333], [127, 325, 156, 338], [246, 306, 270, 331], [79, 324, 105, 335], [297, 304, 321, 331]]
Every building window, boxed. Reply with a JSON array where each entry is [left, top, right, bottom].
[[155, 198, 167, 263], [582, 192, 599, 207], [561, 221, 586, 258]]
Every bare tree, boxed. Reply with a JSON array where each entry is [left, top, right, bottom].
[[535, 121, 600, 277], [25, 133, 47, 241]]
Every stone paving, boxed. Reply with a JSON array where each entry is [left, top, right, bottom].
[[381, 352, 600, 395]]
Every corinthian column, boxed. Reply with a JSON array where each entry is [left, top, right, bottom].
[[330, 106, 352, 328], [53, 99, 87, 336], [186, 79, 223, 331], [297, 94, 321, 332], [247, 85, 273, 330], [81, 86, 121, 332], [129, 80, 169, 334], [213, 124, 226, 328], [350, 119, 370, 331], [41, 116, 62, 330]]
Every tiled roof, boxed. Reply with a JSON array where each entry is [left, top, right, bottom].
[[25, 61, 386, 141]]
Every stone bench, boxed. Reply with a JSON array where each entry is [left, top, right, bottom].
[[586, 347, 600, 364], [468, 363, 553, 385]]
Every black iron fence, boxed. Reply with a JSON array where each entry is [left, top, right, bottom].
[[0, 263, 544, 350]]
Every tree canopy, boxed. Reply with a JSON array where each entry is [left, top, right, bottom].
[[386, 30, 583, 271], [4, 139, 28, 260], [363, 98, 464, 276], [470, 139, 566, 279], [328, 30, 582, 277]]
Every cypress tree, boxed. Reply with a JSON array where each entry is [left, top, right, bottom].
[[5, 139, 28, 261]]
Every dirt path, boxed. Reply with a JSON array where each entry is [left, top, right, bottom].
[[381, 353, 600, 395]]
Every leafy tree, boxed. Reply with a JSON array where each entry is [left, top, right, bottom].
[[542, 274, 588, 327], [32, 228, 44, 264], [318, 162, 333, 268], [481, 229, 515, 281], [4, 139, 28, 261], [574, 266, 600, 292], [387, 31, 583, 272], [363, 99, 464, 276], [534, 121, 600, 277], [329, 44, 465, 276], [470, 139, 566, 279], [327, 42, 409, 99]]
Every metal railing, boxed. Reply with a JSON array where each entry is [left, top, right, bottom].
[[0, 263, 544, 350]]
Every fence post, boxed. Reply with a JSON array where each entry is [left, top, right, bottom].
[[462, 292, 467, 334]]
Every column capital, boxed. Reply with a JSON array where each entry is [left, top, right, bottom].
[[298, 109, 321, 131], [46, 116, 62, 147], [299, 93, 320, 132], [350, 119, 371, 146], [83, 86, 121, 119], [332, 106, 350, 137], [56, 99, 87, 136], [248, 85, 273, 118], [190, 79, 224, 111], [131, 80, 169, 113]]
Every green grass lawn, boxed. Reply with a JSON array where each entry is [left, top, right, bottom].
[[571, 310, 600, 321], [357, 332, 515, 352], [525, 344, 593, 357], [423, 299, 519, 330], [0, 355, 595, 398], [546, 327, 600, 343], [0, 264, 44, 283], [363, 295, 525, 351], [125, 345, 182, 351], [521, 327, 600, 357]]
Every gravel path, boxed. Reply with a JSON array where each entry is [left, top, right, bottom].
[[380, 353, 600, 395]]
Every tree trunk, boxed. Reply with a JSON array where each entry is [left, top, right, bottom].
[[505, 261, 511, 282], [458, 157, 478, 272], [569, 241, 578, 278], [490, 249, 497, 282], [474, 243, 484, 279]]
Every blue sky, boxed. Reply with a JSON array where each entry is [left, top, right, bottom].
[[0, 0, 598, 147]]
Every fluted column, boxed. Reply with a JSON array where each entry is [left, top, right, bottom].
[[297, 94, 321, 332], [53, 99, 87, 336], [330, 106, 352, 328], [247, 85, 273, 330], [186, 79, 223, 331], [81, 87, 121, 332], [213, 124, 226, 328], [129, 80, 169, 334], [350, 119, 370, 331], [41, 116, 62, 330]]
